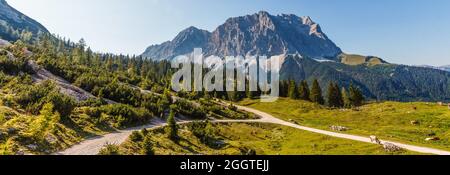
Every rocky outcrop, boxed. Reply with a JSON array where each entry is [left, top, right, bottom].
[[142, 26, 210, 61], [0, 38, 10, 47]]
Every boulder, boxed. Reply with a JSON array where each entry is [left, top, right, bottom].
[[383, 142, 402, 152]]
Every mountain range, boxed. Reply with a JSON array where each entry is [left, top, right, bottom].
[[141, 11, 450, 102], [0, 0, 48, 41], [420, 65, 450, 72], [442, 66, 450, 72], [281, 55, 450, 101], [1, 2, 449, 102], [142, 11, 342, 61]]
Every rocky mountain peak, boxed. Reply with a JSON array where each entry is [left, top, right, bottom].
[[301, 16, 313, 25], [142, 11, 342, 60], [173, 26, 210, 44]]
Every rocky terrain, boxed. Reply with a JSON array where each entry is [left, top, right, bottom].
[[0, 38, 10, 46], [142, 11, 342, 60]]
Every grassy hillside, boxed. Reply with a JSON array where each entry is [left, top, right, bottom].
[[339, 53, 384, 66], [0, 36, 253, 155], [0, 101, 112, 155], [112, 123, 418, 155], [239, 98, 450, 151]]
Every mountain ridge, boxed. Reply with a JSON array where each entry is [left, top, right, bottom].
[[0, 0, 49, 41], [281, 55, 450, 102], [142, 11, 342, 60], [418, 65, 450, 72]]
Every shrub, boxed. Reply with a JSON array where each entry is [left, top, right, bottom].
[[26, 103, 61, 140], [79, 97, 107, 107], [98, 143, 121, 155], [15, 81, 55, 114], [43, 91, 76, 118], [172, 100, 206, 119], [129, 131, 143, 142], [100, 104, 152, 128], [188, 121, 216, 145]]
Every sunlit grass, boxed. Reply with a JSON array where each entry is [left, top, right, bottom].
[[239, 98, 450, 151], [120, 123, 420, 155]]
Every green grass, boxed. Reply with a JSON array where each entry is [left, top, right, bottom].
[[340, 54, 367, 65], [119, 123, 419, 155], [239, 98, 450, 151], [339, 53, 383, 66], [0, 104, 112, 155]]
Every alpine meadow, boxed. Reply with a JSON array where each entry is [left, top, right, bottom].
[[1, 0, 450, 157]]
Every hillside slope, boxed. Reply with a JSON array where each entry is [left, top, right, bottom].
[[280, 55, 450, 101], [0, 0, 49, 41]]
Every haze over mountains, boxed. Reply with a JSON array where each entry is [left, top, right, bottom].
[[442, 66, 450, 72], [421, 65, 450, 72]]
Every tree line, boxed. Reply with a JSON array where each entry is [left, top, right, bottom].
[[280, 79, 365, 108]]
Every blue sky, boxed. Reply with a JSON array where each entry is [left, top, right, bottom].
[[7, 0, 450, 66]]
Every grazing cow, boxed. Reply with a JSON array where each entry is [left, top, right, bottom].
[[437, 102, 443, 106], [448, 104, 450, 110], [370, 135, 382, 145], [330, 126, 349, 132], [410, 120, 420, 125], [425, 137, 440, 141]]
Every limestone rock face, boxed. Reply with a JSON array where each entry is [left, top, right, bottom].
[[142, 11, 342, 60]]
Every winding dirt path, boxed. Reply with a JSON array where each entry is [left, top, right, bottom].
[[56, 104, 450, 155], [233, 105, 450, 155]]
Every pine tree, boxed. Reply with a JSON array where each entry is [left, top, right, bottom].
[[279, 80, 287, 97], [342, 87, 351, 108], [141, 137, 154, 155], [326, 82, 338, 107], [334, 83, 344, 108], [167, 108, 178, 140], [288, 80, 299, 99], [310, 79, 324, 105], [298, 80, 310, 101], [229, 80, 239, 102], [326, 82, 344, 108], [349, 83, 365, 107], [246, 78, 256, 99]]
